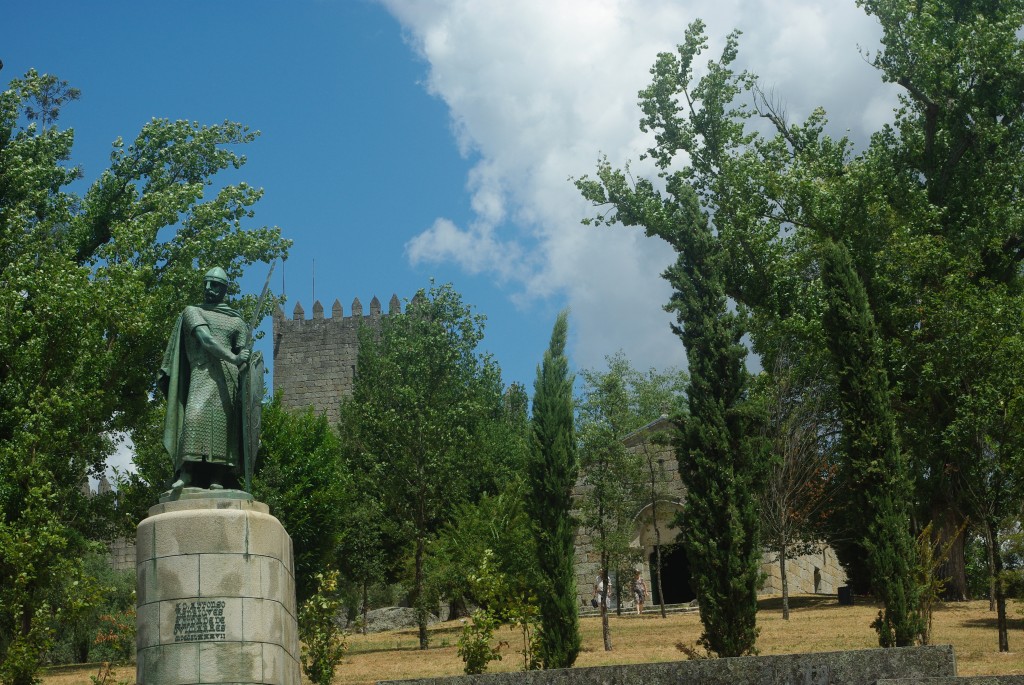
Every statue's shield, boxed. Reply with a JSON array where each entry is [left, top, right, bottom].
[[241, 351, 265, 493]]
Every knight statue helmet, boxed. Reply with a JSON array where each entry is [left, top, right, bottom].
[[204, 266, 229, 285]]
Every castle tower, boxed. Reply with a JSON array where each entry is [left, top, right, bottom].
[[272, 295, 399, 426]]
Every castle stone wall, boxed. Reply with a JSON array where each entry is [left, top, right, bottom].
[[760, 546, 846, 596], [272, 294, 400, 426], [572, 416, 847, 609], [109, 537, 136, 572]]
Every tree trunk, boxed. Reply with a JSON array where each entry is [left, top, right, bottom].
[[989, 523, 1009, 652], [996, 589, 1009, 652], [779, 541, 790, 621], [647, 455, 667, 618], [614, 569, 623, 617], [651, 491, 667, 618], [362, 579, 369, 635], [415, 534, 428, 650], [986, 524, 997, 612], [655, 542, 667, 619], [931, 501, 968, 600]]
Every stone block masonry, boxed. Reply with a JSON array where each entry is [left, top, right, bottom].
[[377, 645, 957, 685], [135, 495, 300, 685], [272, 294, 401, 426], [876, 675, 1024, 679]]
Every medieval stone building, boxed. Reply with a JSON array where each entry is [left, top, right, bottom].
[[272, 294, 400, 425], [572, 416, 846, 609], [85, 475, 136, 572]]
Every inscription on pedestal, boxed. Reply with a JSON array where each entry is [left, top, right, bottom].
[[171, 599, 236, 643]]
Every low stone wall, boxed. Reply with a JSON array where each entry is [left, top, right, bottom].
[[378, 645, 956, 685], [878, 678, 1024, 684]]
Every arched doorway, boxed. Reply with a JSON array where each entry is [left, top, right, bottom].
[[649, 543, 695, 605], [633, 499, 695, 606]]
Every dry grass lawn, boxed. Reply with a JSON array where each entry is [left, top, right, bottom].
[[42, 596, 1024, 685]]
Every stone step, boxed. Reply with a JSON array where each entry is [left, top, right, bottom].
[[578, 602, 699, 618]]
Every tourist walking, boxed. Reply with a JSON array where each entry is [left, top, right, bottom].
[[632, 569, 647, 615]]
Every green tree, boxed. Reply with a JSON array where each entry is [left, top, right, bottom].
[[752, 358, 838, 622], [50, 550, 135, 665], [576, 353, 687, 644], [931, 276, 1024, 649], [0, 485, 104, 685], [335, 496, 390, 632], [426, 481, 539, 622], [338, 283, 506, 649], [581, 0, 1024, 647], [577, 361, 644, 650], [525, 311, 581, 668], [819, 239, 922, 646], [0, 70, 288, 684], [298, 569, 348, 685], [424, 382, 536, 622], [576, 27, 763, 655], [608, 361, 686, 620], [253, 395, 349, 603], [853, 0, 1024, 609], [456, 547, 542, 675], [662, 186, 763, 658]]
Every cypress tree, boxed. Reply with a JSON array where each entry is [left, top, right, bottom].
[[819, 239, 922, 647], [662, 188, 762, 658], [577, 166, 763, 656], [526, 311, 581, 669]]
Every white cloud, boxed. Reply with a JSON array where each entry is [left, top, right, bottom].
[[382, 0, 896, 373], [107, 432, 136, 476]]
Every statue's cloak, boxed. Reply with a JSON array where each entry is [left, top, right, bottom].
[[158, 303, 242, 472]]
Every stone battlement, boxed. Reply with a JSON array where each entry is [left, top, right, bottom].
[[274, 294, 402, 324], [272, 294, 401, 426]]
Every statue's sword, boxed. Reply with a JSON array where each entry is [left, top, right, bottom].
[[247, 261, 277, 349], [242, 261, 276, 492]]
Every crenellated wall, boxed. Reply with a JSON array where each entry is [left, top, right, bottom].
[[272, 294, 401, 426]]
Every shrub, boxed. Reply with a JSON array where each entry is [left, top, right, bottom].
[[457, 609, 504, 675], [299, 570, 348, 685], [456, 549, 541, 674]]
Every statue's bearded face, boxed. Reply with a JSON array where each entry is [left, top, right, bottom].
[[204, 280, 227, 304]]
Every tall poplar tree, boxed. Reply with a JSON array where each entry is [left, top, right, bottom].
[[0, 70, 288, 685], [576, 23, 765, 655], [526, 311, 581, 669]]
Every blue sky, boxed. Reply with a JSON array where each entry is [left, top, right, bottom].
[[6, 1, 898, 441]]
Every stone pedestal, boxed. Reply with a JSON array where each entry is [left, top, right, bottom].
[[136, 493, 301, 685]]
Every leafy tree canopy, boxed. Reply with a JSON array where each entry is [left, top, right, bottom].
[[0, 70, 288, 683], [338, 282, 510, 649], [579, 0, 1024, 650], [253, 396, 349, 603]]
